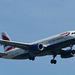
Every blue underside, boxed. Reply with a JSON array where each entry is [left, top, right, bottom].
[[12, 38, 75, 59]]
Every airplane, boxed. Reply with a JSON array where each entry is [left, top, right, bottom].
[[0, 31, 75, 64]]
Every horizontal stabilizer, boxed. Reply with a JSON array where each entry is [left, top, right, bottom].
[[0, 53, 7, 56]]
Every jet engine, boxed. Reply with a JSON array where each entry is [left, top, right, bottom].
[[29, 44, 44, 53], [60, 50, 75, 58]]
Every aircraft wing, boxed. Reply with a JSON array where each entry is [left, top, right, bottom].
[[0, 40, 32, 50]]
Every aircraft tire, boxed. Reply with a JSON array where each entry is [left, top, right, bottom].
[[51, 60, 57, 64], [29, 56, 35, 61]]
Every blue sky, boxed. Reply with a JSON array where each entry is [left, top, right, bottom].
[[0, 0, 75, 75]]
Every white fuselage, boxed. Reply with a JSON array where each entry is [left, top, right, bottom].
[[2, 31, 75, 59]]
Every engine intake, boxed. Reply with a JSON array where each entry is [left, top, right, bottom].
[[38, 44, 44, 50]]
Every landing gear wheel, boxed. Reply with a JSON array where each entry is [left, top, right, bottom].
[[29, 56, 35, 61], [32, 57, 35, 61], [54, 60, 57, 64], [51, 60, 57, 64]]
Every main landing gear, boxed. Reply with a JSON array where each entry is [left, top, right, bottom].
[[51, 55, 57, 64], [29, 56, 35, 61], [70, 45, 73, 50], [51, 59, 57, 64]]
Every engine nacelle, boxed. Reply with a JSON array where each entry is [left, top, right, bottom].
[[29, 44, 44, 53], [61, 50, 74, 58]]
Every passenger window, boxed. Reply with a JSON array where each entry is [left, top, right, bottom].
[[71, 32, 75, 35]]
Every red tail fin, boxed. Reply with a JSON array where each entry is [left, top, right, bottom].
[[1, 32, 14, 52]]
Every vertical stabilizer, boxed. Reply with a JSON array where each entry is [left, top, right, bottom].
[[1, 32, 14, 52]]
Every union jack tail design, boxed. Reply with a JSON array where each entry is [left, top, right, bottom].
[[1, 32, 14, 52]]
